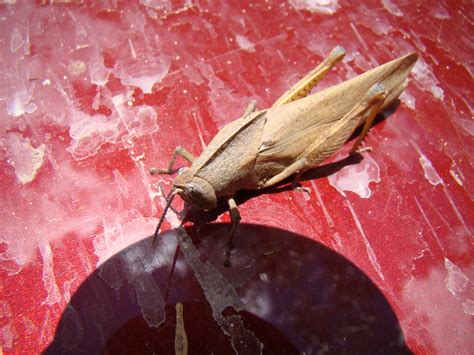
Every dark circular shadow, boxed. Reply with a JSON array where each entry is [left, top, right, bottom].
[[45, 224, 411, 354]]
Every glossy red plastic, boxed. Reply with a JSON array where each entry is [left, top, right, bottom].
[[1, 1, 472, 353]]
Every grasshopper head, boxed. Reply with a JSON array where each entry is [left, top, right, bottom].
[[174, 168, 217, 210]]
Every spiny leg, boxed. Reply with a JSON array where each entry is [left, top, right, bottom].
[[262, 84, 388, 189], [223, 197, 241, 267], [272, 45, 346, 107], [150, 146, 196, 175], [150, 101, 255, 176], [349, 84, 387, 155]]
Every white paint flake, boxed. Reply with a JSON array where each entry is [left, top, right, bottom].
[[419, 154, 443, 185], [289, 0, 339, 15], [411, 141, 443, 186], [444, 258, 468, 296], [381, 0, 403, 17], [328, 153, 380, 198], [39, 241, 62, 305], [400, 90, 416, 109], [2, 133, 45, 184], [462, 299, 474, 315], [412, 58, 444, 100], [235, 35, 256, 52], [114, 56, 171, 94], [6, 90, 37, 117]]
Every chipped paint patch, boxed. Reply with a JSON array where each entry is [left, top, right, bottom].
[[381, 0, 403, 17], [462, 299, 474, 315], [6, 90, 37, 117], [419, 154, 443, 186], [412, 58, 444, 100], [289, 0, 339, 15], [444, 258, 468, 296], [235, 35, 255, 52], [2, 133, 45, 184], [328, 153, 380, 198], [39, 242, 61, 306]]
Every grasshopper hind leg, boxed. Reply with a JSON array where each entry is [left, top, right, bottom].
[[273, 45, 346, 107]]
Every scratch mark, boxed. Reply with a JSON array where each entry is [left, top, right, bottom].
[[345, 200, 384, 280], [333, 232, 343, 250], [449, 165, 464, 187], [350, 22, 368, 51], [311, 181, 334, 227], [424, 196, 453, 232], [414, 197, 445, 253], [192, 112, 207, 150], [128, 38, 137, 59], [39, 310, 50, 342], [382, 188, 393, 215], [442, 186, 471, 237]]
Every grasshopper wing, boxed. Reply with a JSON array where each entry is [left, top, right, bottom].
[[254, 52, 418, 185]]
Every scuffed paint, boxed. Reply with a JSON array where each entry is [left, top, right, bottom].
[[328, 153, 381, 198], [444, 258, 468, 296], [2, 133, 45, 184], [289, 0, 339, 15], [39, 242, 61, 306]]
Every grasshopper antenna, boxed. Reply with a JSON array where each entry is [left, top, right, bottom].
[[151, 187, 182, 246]]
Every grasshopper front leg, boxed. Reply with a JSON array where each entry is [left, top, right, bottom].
[[223, 197, 240, 267], [150, 146, 196, 175], [222, 101, 257, 267]]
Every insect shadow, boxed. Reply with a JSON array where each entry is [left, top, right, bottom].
[[45, 224, 411, 354]]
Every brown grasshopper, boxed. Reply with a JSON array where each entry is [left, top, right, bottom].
[[151, 46, 418, 265]]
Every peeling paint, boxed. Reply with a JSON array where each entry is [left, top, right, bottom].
[[177, 228, 263, 353], [444, 258, 468, 296], [381, 0, 403, 17], [6, 90, 37, 117], [236, 34, 256, 52], [462, 299, 474, 315], [2, 133, 45, 184], [39, 241, 61, 306], [289, 0, 339, 15], [412, 58, 444, 100], [419, 154, 443, 186], [328, 153, 380, 198]]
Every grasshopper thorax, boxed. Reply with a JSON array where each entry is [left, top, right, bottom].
[[174, 168, 217, 210]]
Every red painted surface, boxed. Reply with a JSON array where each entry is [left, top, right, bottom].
[[1, 1, 472, 353]]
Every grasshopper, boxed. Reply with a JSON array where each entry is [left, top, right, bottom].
[[151, 46, 418, 265]]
